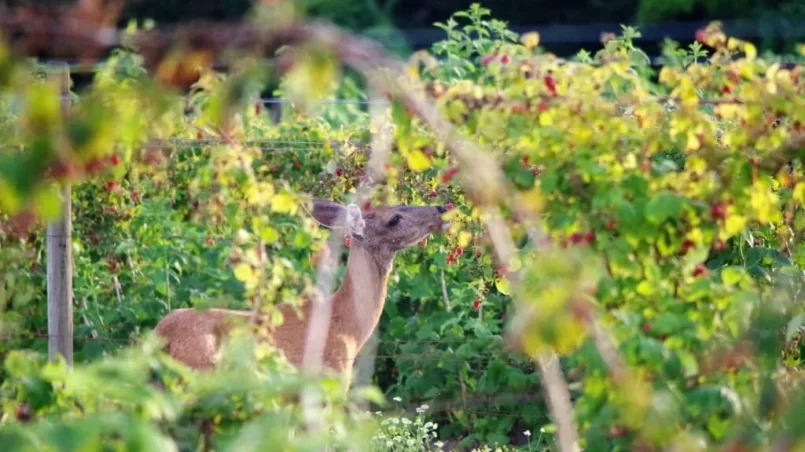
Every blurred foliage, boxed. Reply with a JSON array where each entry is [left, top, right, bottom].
[[3, 1, 805, 451]]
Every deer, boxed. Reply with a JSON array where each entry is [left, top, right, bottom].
[[152, 198, 450, 385]]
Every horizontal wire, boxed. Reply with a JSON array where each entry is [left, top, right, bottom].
[[0, 332, 523, 348]]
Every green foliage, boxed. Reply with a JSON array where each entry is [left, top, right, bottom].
[[4, 3, 805, 451]]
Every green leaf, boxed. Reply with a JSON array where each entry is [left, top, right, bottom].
[[644, 191, 684, 225], [260, 226, 280, 244]]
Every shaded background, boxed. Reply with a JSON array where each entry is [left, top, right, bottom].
[[9, 0, 805, 58]]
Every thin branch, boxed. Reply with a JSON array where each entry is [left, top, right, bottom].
[[440, 269, 451, 312]]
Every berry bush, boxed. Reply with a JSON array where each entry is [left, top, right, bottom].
[[3, 2, 805, 451]]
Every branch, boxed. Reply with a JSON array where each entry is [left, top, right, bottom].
[[440, 269, 451, 312]]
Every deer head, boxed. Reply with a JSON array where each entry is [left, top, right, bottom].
[[310, 199, 450, 259]]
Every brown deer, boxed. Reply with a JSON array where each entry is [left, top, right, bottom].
[[152, 199, 450, 383]]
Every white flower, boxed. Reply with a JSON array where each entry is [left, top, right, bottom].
[[402, 418, 412, 425], [435, 441, 444, 449], [416, 404, 430, 414], [386, 441, 393, 447], [524, 430, 532, 437], [540, 427, 545, 433], [393, 396, 402, 402], [407, 438, 416, 446], [391, 418, 400, 425]]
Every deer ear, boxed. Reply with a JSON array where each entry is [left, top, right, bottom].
[[344, 204, 365, 237], [310, 199, 346, 228]]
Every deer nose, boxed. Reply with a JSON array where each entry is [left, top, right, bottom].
[[437, 205, 448, 214]]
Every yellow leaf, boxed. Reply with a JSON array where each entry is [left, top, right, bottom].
[[233, 264, 255, 283], [260, 226, 280, 244], [724, 214, 747, 236], [520, 189, 545, 211], [538, 111, 553, 126], [458, 231, 472, 248], [406, 150, 431, 172], [495, 277, 511, 295], [520, 32, 540, 49], [33, 186, 63, 220], [686, 228, 704, 246], [743, 42, 757, 60], [658, 67, 677, 85], [686, 131, 701, 152], [270, 192, 297, 213], [636, 281, 655, 296], [0, 179, 21, 214], [800, 44, 805, 57], [714, 104, 747, 121], [793, 182, 805, 204], [283, 46, 340, 109]]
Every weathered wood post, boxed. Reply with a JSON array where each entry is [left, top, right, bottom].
[[46, 62, 73, 366]]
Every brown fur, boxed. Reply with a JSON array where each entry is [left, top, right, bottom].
[[153, 199, 449, 383]]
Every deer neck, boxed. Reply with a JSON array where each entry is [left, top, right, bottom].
[[332, 243, 394, 347]]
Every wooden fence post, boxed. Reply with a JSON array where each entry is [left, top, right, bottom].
[[46, 62, 73, 366]]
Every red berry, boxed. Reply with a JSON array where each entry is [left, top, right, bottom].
[[642, 323, 652, 334], [105, 181, 116, 191], [430, 191, 438, 198], [544, 75, 557, 96], [48, 160, 73, 180], [293, 160, 301, 169], [584, 230, 595, 244], [722, 85, 732, 94], [335, 168, 344, 177], [711, 203, 727, 220], [712, 240, 727, 251], [693, 264, 708, 277], [441, 166, 459, 183], [570, 232, 584, 244], [680, 240, 694, 254], [610, 425, 627, 438], [500, 55, 510, 64], [445, 201, 455, 210], [14, 403, 32, 423], [455, 247, 464, 256], [472, 299, 481, 310], [480, 54, 495, 66], [605, 219, 617, 231], [85, 157, 105, 175], [110, 154, 120, 166]]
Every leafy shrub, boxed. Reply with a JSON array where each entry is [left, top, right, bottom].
[[4, 2, 805, 451]]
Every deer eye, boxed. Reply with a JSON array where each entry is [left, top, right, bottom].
[[387, 214, 402, 227]]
